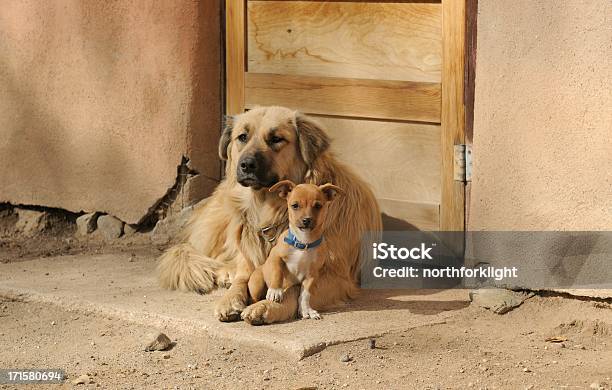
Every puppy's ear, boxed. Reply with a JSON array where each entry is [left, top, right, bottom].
[[269, 180, 296, 199], [218, 115, 234, 160], [295, 113, 330, 166], [319, 183, 344, 202]]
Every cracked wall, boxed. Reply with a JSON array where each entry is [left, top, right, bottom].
[[0, 1, 221, 224]]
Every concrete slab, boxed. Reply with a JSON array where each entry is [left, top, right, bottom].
[[0, 254, 470, 359]]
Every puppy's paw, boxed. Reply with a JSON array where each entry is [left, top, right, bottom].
[[241, 301, 271, 326], [265, 288, 284, 302], [300, 307, 321, 320]]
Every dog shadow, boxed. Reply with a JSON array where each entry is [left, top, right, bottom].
[[324, 289, 471, 316], [322, 214, 469, 316]]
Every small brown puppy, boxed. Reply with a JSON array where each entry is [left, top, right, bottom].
[[248, 180, 343, 320]]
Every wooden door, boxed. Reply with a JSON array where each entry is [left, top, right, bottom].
[[226, 0, 466, 232]]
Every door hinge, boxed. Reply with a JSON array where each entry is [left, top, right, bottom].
[[453, 144, 472, 182]]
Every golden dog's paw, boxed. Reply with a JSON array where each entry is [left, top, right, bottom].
[[214, 294, 246, 322], [217, 280, 232, 289], [216, 272, 232, 289], [241, 301, 271, 326], [265, 288, 284, 302]]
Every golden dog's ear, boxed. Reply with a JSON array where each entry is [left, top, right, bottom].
[[319, 183, 344, 202], [269, 180, 296, 199], [218, 115, 234, 160], [295, 113, 330, 166]]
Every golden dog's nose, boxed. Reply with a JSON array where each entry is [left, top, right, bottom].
[[239, 156, 257, 173]]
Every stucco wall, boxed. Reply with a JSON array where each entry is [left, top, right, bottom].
[[469, 0, 612, 231], [0, 1, 221, 224]]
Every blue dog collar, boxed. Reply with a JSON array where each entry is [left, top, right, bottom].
[[284, 229, 323, 250]]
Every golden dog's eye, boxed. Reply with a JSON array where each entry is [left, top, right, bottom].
[[291, 203, 299, 210], [270, 135, 284, 144], [237, 133, 248, 143], [313, 202, 322, 210]]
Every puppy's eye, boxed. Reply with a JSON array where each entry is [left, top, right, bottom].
[[291, 203, 299, 210], [270, 136, 284, 144], [313, 202, 322, 210], [237, 133, 248, 143]]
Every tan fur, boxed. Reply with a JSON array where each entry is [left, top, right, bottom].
[[157, 106, 382, 324]]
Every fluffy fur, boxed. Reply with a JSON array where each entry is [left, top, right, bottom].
[[157, 106, 381, 324]]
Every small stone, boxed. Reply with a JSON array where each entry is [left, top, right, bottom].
[[76, 212, 98, 235], [574, 344, 586, 350], [163, 354, 171, 359], [368, 339, 376, 349], [72, 374, 90, 385], [151, 205, 197, 245], [340, 354, 352, 363], [145, 333, 173, 352], [124, 224, 138, 236], [51, 321, 56, 326], [590, 382, 603, 390], [15, 209, 51, 236], [97, 215, 124, 240], [523, 368, 531, 373]]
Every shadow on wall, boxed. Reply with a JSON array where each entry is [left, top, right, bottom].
[[382, 213, 419, 231]]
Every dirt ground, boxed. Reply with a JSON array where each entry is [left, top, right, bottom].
[[1, 293, 611, 389]]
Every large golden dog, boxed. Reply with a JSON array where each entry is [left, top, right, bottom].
[[157, 106, 381, 324]]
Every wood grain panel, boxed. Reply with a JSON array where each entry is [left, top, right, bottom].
[[245, 73, 441, 122], [440, 0, 466, 232], [314, 116, 441, 204], [247, 1, 442, 82], [379, 198, 440, 231], [226, 0, 246, 115]]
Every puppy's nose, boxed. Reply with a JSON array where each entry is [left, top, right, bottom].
[[301, 217, 312, 228], [239, 156, 257, 174]]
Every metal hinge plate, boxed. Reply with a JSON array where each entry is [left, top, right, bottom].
[[453, 144, 472, 182]]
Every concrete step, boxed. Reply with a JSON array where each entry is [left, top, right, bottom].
[[0, 253, 470, 359]]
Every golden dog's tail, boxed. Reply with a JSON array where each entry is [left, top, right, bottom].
[[157, 243, 220, 294]]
